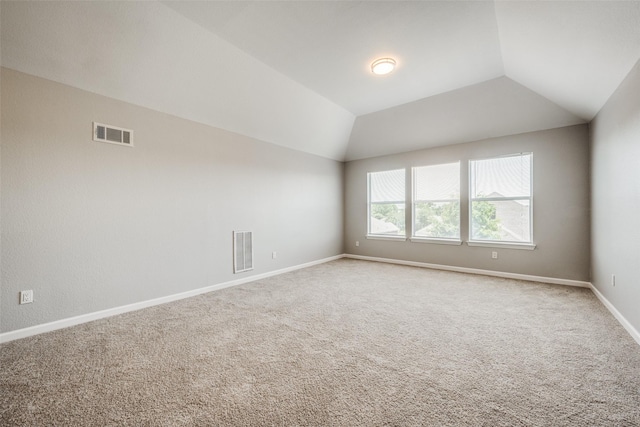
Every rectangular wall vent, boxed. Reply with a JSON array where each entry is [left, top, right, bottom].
[[93, 122, 134, 147], [233, 231, 253, 274]]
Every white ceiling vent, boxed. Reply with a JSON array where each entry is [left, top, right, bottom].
[[233, 231, 253, 274], [93, 122, 134, 147]]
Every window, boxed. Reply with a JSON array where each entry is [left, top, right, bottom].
[[412, 162, 460, 240], [368, 169, 405, 237], [469, 153, 532, 244]]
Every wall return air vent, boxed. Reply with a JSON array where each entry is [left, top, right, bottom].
[[93, 122, 134, 147], [233, 231, 254, 274]]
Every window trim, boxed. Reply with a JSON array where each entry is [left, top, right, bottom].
[[466, 241, 536, 250], [410, 237, 462, 246], [468, 152, 534, 246], [366, 235, 408, 242]]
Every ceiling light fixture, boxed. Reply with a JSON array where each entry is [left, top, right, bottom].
[[371, 58, 396, 75]]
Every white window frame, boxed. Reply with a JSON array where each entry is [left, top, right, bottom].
[[468, 153, 535, 250], [410, 162, 462, 245], [367, 169, 407, 240]]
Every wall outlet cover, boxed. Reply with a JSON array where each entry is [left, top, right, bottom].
[[20, 290, 34, 305]]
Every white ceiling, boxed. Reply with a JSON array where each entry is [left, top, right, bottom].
[[3, 1, 640, 161], [346, 76, 585, 160], [163, 0, 505, 116]]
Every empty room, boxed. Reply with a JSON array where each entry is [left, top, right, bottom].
[[1, 1, 639, 425]]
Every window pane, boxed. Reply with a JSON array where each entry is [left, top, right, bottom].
[[369, 169, 405, 236], [370, 203, 405, 235], [413, 162, 460, 239], [471, 154, 531, 198], [471, 199, 530, 242], [414, 162, 460, 201], [370, 169, 405, 203], [414, 201, 460, 238]]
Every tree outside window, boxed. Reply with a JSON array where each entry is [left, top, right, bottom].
[[469, 153, 532, 243]]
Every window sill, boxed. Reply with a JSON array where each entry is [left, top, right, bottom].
[[410, 237, 462, 246], [366, 235, 407, 242], [467, 241, 536, 250]]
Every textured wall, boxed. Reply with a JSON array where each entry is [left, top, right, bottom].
[[344, 125, 591, 281], [590, 58, 640, 334], [1, 68, 344, 333]]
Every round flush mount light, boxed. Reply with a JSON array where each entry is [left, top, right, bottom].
[[371, 57, 396, 75]]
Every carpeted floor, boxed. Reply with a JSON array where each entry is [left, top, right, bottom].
[[1, 259, 639, 426]]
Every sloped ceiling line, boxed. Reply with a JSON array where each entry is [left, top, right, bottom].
[[2, 1, 640, 161]]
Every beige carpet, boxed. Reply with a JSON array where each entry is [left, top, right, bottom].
[[1, 259, 639, 426]]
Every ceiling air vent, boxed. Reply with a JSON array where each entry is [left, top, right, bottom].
[[233, 231, 253, 274], [93, 122, 134, 147]]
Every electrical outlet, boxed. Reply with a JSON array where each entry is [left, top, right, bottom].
[[611, 274, 616, 287], [20, 290, 33, 305], [272, 251, 277, 259], [355, 241, 360, 247], [491, 251, 498, 259]]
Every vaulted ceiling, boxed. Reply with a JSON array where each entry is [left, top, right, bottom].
[[2, 1, 640, 161]]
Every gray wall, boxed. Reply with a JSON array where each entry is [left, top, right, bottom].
[[590, 58, 640, 333], [1, 68, 344, 333], [344, 125, 591, 281]]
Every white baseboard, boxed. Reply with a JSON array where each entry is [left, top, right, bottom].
[[4, 254, 638, 349], [589, 284, 640, 346], [344, 254, 591, 288], [0, 255, 344, 344]]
